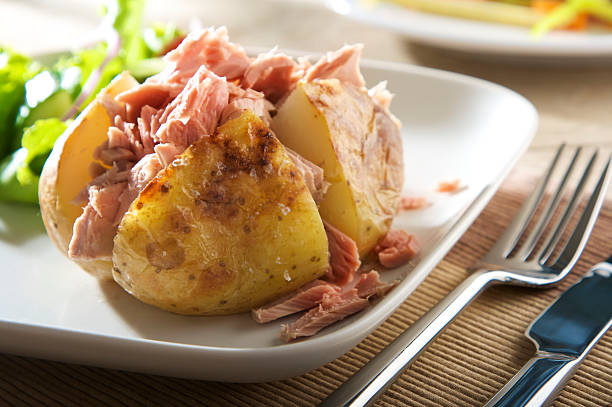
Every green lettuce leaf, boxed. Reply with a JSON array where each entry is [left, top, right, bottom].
[[0, 47, 39, 159], [0, 118, 67, 204]]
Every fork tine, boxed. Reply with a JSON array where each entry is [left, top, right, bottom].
[[537, 150, 598, 263], [514, 147, 582, 261], [487, 144, 565, 259], [547, 154, 611, 271]]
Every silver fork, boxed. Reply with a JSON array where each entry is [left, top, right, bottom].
[[320, 145, 612, 407]]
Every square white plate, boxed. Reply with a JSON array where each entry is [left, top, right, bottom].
[[0, 59, 537, 382]]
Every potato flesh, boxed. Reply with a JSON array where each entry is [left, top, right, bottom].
[[112, 111, 330, 315], [39, 72, 138, 279], [272, 80, 403, 255], [56, 72, 138, 223]]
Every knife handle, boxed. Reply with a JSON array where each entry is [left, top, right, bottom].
[[484, 354, 580, 407]]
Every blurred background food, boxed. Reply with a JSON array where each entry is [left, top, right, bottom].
[[380, 0, 612, 35], [0, 0, 611, 204]]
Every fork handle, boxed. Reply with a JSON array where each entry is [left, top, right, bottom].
[[319, 269, 504, 407]]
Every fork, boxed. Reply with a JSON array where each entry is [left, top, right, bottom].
[[320, 145, 612, 407]]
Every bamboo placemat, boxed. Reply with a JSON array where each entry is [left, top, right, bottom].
[[1, 176, 611, 406]]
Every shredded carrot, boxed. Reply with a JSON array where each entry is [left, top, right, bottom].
[[567, 12, 589, 30], [532, 0, 589, 30], [532, 0, 563, 13]]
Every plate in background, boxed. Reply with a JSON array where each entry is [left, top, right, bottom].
[[0, 58, 537, 382], [328, 0, 612, 60]]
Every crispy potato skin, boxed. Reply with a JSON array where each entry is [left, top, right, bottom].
[[272, 79, 404, 256], [112, 111, 330, 315], [39, 72, 139, 279]]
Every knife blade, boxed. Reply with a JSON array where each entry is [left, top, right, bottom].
[[484, 256, 612, 407]]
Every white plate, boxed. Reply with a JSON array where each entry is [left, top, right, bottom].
[[328, 0, 612, 59], [0, 60, 537, 382]]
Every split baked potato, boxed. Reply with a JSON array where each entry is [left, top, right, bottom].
[[39, 66, 403, 316], [39, 72, 139, 279], [272, 79, 404, 255]]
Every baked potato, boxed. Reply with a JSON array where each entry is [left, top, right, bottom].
[[39, 72, 139, 279], [272, 79, 404, 255], [111, 110, 330, 315], [39, 28, 404, 320]]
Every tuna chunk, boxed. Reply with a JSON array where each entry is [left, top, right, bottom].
[[304, 44, 365, 88], [116, 82, 183, 122], [280, 289, 369, 342], [355, 270, 398, 299], [242, 50, 299, 103], [154, 66, 229, 148], [69, 182, 127, 259], [220, 84, 275, 126], [160, 26, 251, 83], [285, 148, 329, 204], [399, 196, 428, 211], [324, 221, 361, 285], [251, 280, 340, 324], [368, 81, 394, 110], [374, 229, 420, 269]]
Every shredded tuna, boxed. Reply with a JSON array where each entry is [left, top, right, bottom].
[[368, 81, 393, 110], [154, 67, 229, 148], [399, 196, 429, 211], [116, 82, 183, 122], [280, 289, 369, 342], [160, 27, 251, 83], [68, 183, 126, 259], [324, 221, 361, 285], [355, 270, 399, 299], [437, 179, 461, 193], [220, 84, 275, 126], [242, 50, 299, 103], [285, 148, 329, 204], [251, 280, 340, 324], [374, 229, 420, 269], [304, 44, 365, 88]]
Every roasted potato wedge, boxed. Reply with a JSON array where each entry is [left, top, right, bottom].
[[39, 72, 139, 279], [272, 79, 404, 255], [112, 111, 330, 315]]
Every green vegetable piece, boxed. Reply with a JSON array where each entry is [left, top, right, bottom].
[[0, 149, 38, 204], [0, 119, 67, 204], [107, 0, 148, 64], [0, 47, 39, 159], [13, 71, 73, 151]]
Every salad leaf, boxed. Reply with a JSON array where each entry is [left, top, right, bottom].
[[12, 71, 73, 151], [53, 43, 124, 109], [107, 0, 148, 65], [0, 119, 67, 204], [0, 149, 38, 204], [0, 48, 39, 159]]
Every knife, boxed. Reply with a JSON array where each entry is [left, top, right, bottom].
[[484, 255, 612, 407]]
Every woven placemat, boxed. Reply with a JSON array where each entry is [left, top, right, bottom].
[[1, 177, 611, 406]]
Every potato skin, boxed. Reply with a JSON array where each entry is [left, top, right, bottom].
[[112, 111, 330, 315]]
